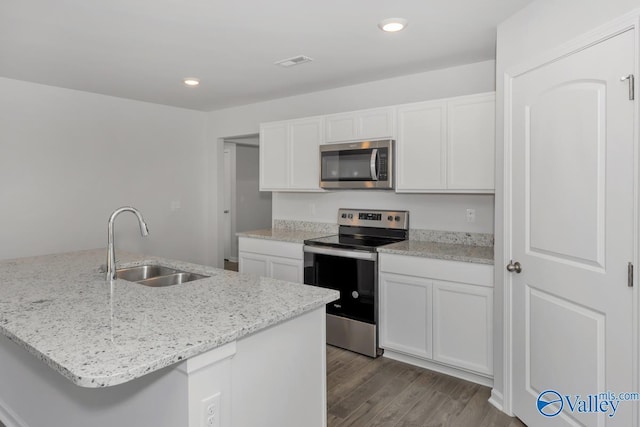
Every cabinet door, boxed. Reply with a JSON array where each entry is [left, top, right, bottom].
[[259, 123, 289, 190], [324, 114, 357, 143], [379, 273, 432, 359], [269, 257, 303, 283], [396, 101, 447, 191], [432, 281, 493, 375], [239, 252, 269, 277], [325, 108, 394, 142], [357, 108, 395, 140], [289, 118, 323, 191], [447, 93, 495, 190]]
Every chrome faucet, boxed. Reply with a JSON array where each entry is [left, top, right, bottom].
[[106, 206, 149, 281]]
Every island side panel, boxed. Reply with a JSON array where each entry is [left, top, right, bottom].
[[0, 335, 188, 427], [231, 307, 327, 427]]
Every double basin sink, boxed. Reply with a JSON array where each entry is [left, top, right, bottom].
[[116, 264, 209, 287]]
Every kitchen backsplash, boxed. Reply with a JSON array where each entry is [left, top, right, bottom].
[[409, 229, 494, 247], [272, 219, 338, 234], [273, 219, 493, 247]]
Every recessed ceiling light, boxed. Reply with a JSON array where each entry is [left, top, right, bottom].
[[183, 78, 200, 87], [378, 18, 408, 33]]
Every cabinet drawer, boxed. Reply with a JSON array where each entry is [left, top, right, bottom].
[[379, 253, 493, 287], [238, 237, 303, 260]]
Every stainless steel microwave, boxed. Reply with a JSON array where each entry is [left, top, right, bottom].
[[319, 139, 394, 189]]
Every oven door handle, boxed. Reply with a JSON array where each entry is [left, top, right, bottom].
[[370, 149, 379, 181], [303, 245, 377, 261]]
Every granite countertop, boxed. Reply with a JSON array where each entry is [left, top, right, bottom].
[[377, 240, 494, 265], [0, 249, 338, 388], [238, 224, 494, 264], [236, 228, 334, 243]]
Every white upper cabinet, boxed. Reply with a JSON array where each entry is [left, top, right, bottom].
[[395, 92, 495, 193], [260, 122, 289, 189], [289, 119, 323, 190], [447, 93, 495, 190], [324, 107, 395, 143], [259, 117, 324, 192], [396, 100, 447, 190], [259, 92, 494, 193]]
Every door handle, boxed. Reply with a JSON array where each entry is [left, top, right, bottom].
[[223, 210, 230, 213], [370, 149, 379, 181], [506, 260, 522, 273]]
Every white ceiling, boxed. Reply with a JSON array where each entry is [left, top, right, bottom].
[[0, 0, 532, 111]]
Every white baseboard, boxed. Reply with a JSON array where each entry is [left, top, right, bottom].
[[383, 350, 493, 387], [488, 389, 504, 411]]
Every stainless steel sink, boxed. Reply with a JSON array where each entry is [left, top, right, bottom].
[[116, 265, 179, 282], [137, 272, 209, 287], [115, 264, 209, 287]]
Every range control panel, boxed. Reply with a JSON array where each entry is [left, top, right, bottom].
[[338, 208, 409, 230]]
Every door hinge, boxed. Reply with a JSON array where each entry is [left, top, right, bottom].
[[621, 74, 635, 100], [628, 262, 634, 287]]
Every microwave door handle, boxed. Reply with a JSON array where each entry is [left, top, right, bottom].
[[370, 149, 379, 181]]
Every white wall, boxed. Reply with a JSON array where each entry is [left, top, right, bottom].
[[206, 60, 497, 266], [0, 77, 208, 264], [235, 145, 272, 233], [493, 0, 640, 412]]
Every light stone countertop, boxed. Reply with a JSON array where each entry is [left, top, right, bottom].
[[238, 225, 494, 265], [377, 240, 494, 265], [236, 228, 334, 243], [0, 249, 339, 388]]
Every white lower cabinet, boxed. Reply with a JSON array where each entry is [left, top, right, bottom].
[[379, 273, 432, 359], [432, 280, 493, 376], [238, 237, 303, 283], [379, 253, 493, 385], [269, 256, 303, 283]]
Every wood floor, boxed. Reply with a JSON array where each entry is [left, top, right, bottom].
[[223, 260, 239, 272], [327, 345, 526, 427]]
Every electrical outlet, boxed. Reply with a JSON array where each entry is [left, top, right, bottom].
[[202, 392, 221, 427], [466, 209, 476, 223]]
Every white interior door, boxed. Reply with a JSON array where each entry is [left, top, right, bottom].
[[510, 30, 635, 426]]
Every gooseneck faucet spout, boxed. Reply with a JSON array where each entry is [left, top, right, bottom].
[[106, 206, 149, 281]]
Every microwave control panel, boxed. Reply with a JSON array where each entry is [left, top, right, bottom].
[[378, 149, 388, 180]]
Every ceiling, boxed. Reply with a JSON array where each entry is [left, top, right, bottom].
[[0, 0, 532, 111]]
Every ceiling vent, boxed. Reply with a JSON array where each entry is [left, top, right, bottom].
[[274, 55, 313, 68]]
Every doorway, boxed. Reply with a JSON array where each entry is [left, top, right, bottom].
[[223, 135, 272, 271]]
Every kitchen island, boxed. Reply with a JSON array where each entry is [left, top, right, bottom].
[[0, 249, 338, 427]]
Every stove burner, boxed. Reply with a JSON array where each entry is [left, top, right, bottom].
[[303, 208, 409, 251]]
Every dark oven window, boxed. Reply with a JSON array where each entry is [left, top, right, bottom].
[[307, 253, 375, 324]]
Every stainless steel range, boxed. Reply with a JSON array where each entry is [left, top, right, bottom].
[[303, 208, 409, 357]]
